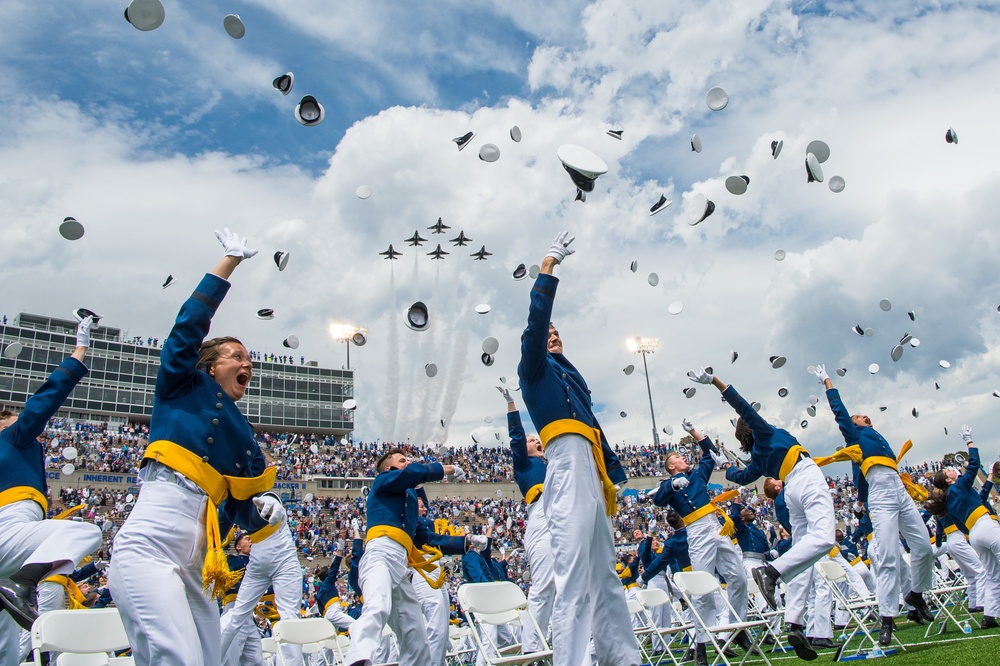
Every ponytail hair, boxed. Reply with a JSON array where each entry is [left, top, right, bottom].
[[734, 418, 754, 453], [923, 470, 951, 517]]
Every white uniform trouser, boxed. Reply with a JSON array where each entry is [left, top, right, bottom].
[[412, 565, 450, 666], [541, 433, 641, 666], [803, 566, 833, 640], [521, 500, 555, 652], [324, 599, 356, 629], [15, 581, 66, 663], [969, 515, 1000, 618], [866, 466, 934, 617], [345, 537, 431, 666], [0, 496, 103, 666], [742, 554, 766, 585], [109, 480, 221, 666], [647, 575, 673, 649], [775, 459, 837, 627], [944, 531, 987, 608], [220, 601, 263, 666], [677, 513, 747, 642], [220, 523, 302, 666], [851, 560, 876, 594]]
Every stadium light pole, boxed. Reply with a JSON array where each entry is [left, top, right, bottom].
[[627, 336, 660, 447], [329, 323, 368, 370]]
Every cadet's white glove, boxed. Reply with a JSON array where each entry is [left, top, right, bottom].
[[710, 451, 729, 468], [451, 465, 466, 482], [76, 316, 93, 348], [638, 577, 648, 589], [467, 534, 488, 550], [671, 476, 690, 491], [496, 385, 513, 404], [687, 367, 714, 385], [648, 519, 657, 531], [95, 560, 109, 572], [853, 501, 864, 513], [681, 418, 696, 433], [215, 227, 259, 260], [961, 424, 973, 444], [769, 549, 779, 560], [350, 517, 361, 533], [545, 231, 576, 264], [812, 364, 829, 383], [254, 495, 285, 527]]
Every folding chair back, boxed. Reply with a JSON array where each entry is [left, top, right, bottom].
[[636, 587, 671, 610], [31, 609, 131, 665], [457, 582, 553, 665], [55, 655, 109, 666], [814, 560, 847, 584], [672, 571, 721, 597], [458, 581, 528, 615], [272, 618, 338, 645]]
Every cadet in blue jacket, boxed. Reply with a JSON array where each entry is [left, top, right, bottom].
[[813, 365, 935, 641], [688, 368, 835, 662], [108, 229, 284, 666], [925, 425, 1000, 628], [730, 503, 770, 580], [344, 449, 458, 666], [498, 384, 554, 653], [516, 231, 639, 666], [0, 314, 102, 659]]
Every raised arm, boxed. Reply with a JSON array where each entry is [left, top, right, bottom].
[[376, 463, 446, 495], [500, 386, 530, 473], [518, 232, 574, 385], [957, 425, 980, 489]]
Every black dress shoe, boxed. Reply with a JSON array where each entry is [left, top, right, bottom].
[[753, 567, 778, 610], [786, 625, 817, 661], [878, 616, 894, 647], [904, 591, 934, 622], [733, 630, 760, 654], [807, 637, 839, 649], [694, 643, 709, 666], [968, 606, 984, 614], [982, 615, 999, 629], [907, 609, 927, 625], [0, 577, 39, 631]]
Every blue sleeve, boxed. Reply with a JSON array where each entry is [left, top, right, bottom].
[[853, 463, 868, 503], [220, 495, 270, 534], [377, 463, 445, 494], [415, 486, 430, 506], [94, 589, 113, 609], [729, 503, 746, 538], [651, 478, 675, 507], [424, 533, 467, 556], [825, 388, 860, 444], [637, 536, 652, 567], [349, 539, 364, 595], [156, 273, 231, 400], [725, 457, 764, 487], [958, 448, 981, 489], [934, 518, 944, 543], [643, 541, 678, 581], [508, 411, 530, 473], [317, 571, 339, 601], [721, 384, 774, 443], [518, 273, 558, 386], [463, 553, 490, 583], [70, 563, 98, 582], [696, 436, 716, 481], [1, 357, 87, 449], [982, 481, 995, 511], [330, 553, 344, 577]]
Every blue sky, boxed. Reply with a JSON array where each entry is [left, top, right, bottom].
[[3, 0, 1000, 467]]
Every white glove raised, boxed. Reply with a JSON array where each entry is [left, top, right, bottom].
[[961, 424, 973, 444], [681, 418, 696, 433], [769, 549, 779, 560], [451, 465, 466, 482], [95, 560, 109, 572], [253, 494, 285, 527], [710, 451, 729, 468], [671, 476, 690, 491], [350, 517, 361, 533], [852, 501, 864, 514], [812, 364, 829, 383], [638, 577, 648, 589], [686, 367, 714, 385], [214, 227, 259, 260], [76, 316, 93, 348], [545, 231, 576, 264], [496, 385, 513, 404], [467, 534, 488, 550]]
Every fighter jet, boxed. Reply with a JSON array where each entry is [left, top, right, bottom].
[[450, 230, 472, 246], [428, 217, 450, 234], [405, 230, 427, 246], [379, 244, 402, 260], [427, 244, 449, 260], [471, 246, 492, 261]]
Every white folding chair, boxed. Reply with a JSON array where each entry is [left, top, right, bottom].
[[813, 560, 902, 660], [261, 636, 278, 666], [672, 572, 772, 666], [635, 587, 695, 666], [30, 609, 131, 666], [457, 582, 553, 665], [923, 558, 977, 636], [271, 619, 338, 666], [55, 656, 109, 666], [320, 634, 351, 665], [744, 571, 789, 654], [446, 624, 476, 665]]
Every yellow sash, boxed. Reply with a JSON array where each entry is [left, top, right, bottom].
[[0, 487, 48, 514], [861, 456, 898, 476], [524, 483, 544, 505], [681, 489, 738, 538], [143, 440, 276, 600], [53, 503, 86, 520], [778, 446, 809, 481], [250, 521, 282, 543], [814, 445, 862, 468], [850, 556, 863, 566], [828, 546, 840, 558], [966, 506, 990, 533], [323, 596, 341, 616], [944, 524, 959, 535], [366, 525, 446, 589], [899, 473, 927, 501], [539, 419, 618, 515], [43, 575, 87, 610]]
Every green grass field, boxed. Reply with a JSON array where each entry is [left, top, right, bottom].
[[649, 616, 1000, 665]]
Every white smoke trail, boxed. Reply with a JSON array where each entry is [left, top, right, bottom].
[[381, 266, 401, 439]]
